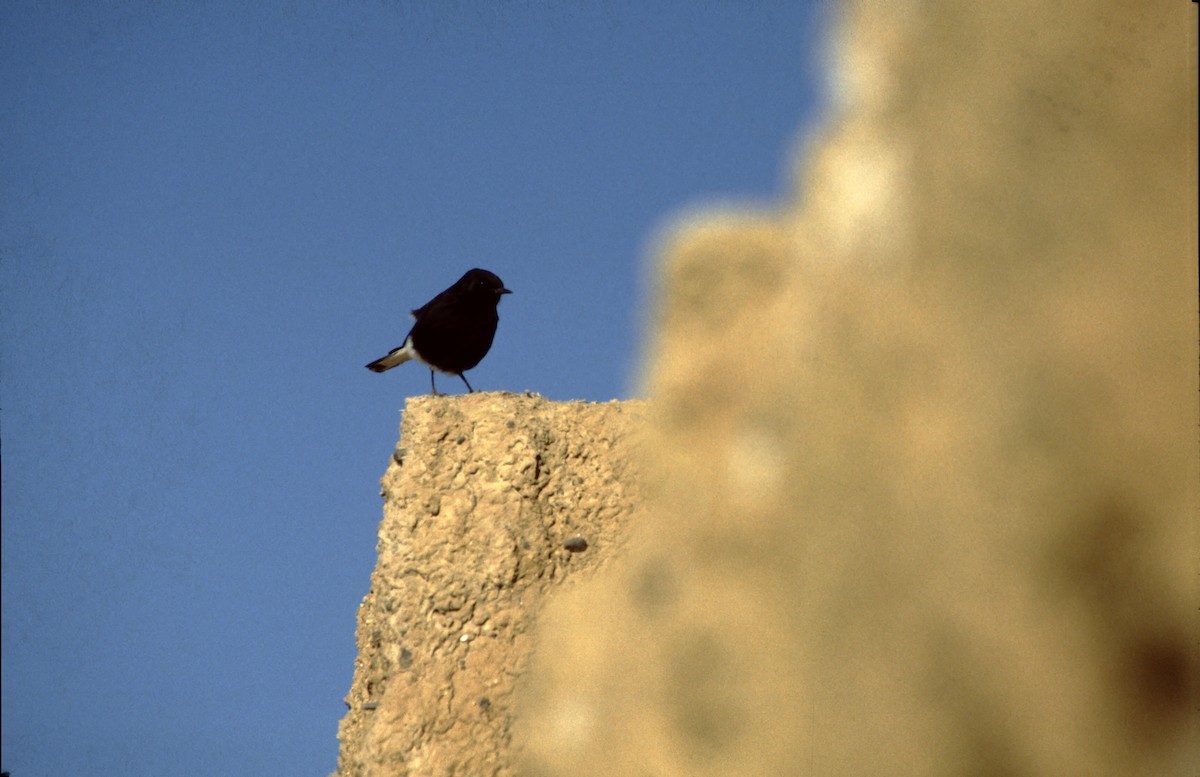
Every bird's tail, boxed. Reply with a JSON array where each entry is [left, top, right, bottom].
[[365, 342, 414, 373]]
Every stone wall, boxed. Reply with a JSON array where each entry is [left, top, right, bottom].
[[336, 394, 644, 776]]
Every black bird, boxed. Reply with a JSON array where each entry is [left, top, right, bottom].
[[366, 268, 511, 394]]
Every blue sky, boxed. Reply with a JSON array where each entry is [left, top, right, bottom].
[[1, 2, 828, 774]]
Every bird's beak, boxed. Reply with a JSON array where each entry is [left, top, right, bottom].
[[498, 287, 512, 295]]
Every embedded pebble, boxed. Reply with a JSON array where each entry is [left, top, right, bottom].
[[563, 536, 589, 553]]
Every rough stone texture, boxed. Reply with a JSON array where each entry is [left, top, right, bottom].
[[336, 393, 643, 777], [517, 2, 1198, 777]]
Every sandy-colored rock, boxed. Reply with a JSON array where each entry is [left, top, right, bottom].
[[517, 1, 1197, 776], [336, 393, 643, 777]]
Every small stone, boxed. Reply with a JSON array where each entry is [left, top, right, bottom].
[[392, 446, 407, 465], [563, 536, 589, 553], [363, 701, 379, 711], [478, 696, 491, 711], [398, 647, 413, 669]]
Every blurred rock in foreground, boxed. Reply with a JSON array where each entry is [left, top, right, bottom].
[[516, 1, 1198, 776]]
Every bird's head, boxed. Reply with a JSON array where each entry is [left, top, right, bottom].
[[459, 268, 512, 300]]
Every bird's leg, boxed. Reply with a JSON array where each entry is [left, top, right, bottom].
[[459, 374, 475, 393], [429, 369, 441, 396]]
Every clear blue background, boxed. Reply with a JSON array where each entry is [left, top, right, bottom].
[[1, 2, 827, 774]]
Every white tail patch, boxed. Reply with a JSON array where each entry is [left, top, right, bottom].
[[366, 338, 416, 373]]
